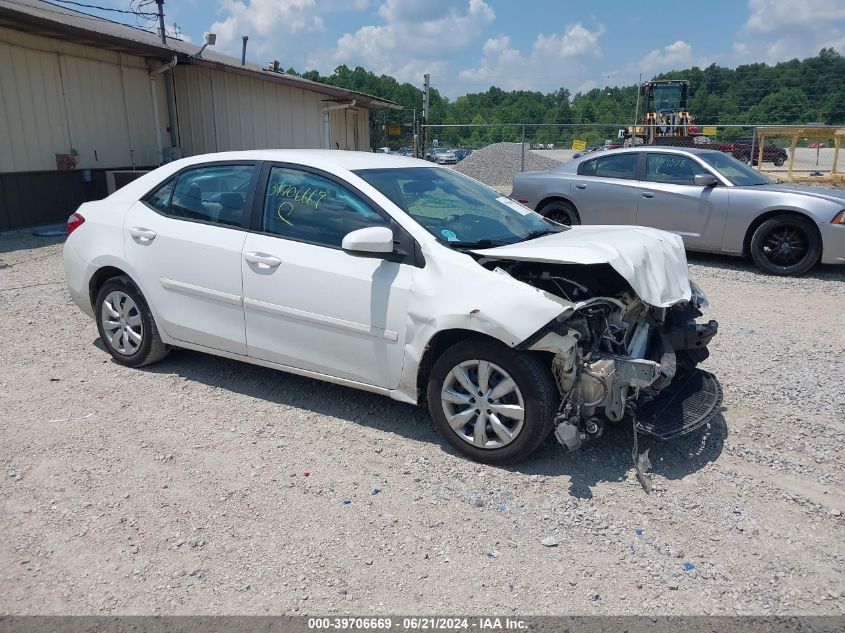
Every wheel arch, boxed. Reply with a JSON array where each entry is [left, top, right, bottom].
[[88, 265, 135, 308], [742, 210, 822, 258], [414, 328, 553, 404]]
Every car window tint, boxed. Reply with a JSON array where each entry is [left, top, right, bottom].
[[594, 154, 638, 179], [577, 159, 598, 176], [144, 178, 174, 213], [646, 154, 699, 185], [167, 165, 254, 227], [262, 167, 389, 248]]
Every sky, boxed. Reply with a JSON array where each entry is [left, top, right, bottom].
[[60, 0, 845, 98]]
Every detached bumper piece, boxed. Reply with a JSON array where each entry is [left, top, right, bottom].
[[636, 368, 722, 440]]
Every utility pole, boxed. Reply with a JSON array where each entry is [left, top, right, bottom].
[[421, 73, 430, 159], [155, 0, 178, 150], [631, 72, 642, 147]]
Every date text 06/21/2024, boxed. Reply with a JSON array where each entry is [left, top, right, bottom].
[[307, 617, 528, 631]]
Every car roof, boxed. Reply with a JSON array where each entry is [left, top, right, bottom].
[[166, 149, 432, 172]]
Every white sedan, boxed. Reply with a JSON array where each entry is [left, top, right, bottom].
[[64, 150, 721, 464]]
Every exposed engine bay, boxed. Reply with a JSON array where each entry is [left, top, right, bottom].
[[478, 258, 721, 490]]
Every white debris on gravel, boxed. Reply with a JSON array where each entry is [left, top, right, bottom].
[[454, 142, 562, 188]]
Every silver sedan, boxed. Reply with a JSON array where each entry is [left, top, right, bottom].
[[511, 146, 845, 275]]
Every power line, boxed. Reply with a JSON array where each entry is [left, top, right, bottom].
[[5, 0, 157, 32], [46, 0, 156, 15]]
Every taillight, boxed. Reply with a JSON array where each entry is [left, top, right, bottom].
[[67, 212, 85, 235]]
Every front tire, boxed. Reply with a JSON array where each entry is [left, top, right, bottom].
[[95, 276, 169, 367], [750, 215, 821, 276], [427, 337, 558, 464]]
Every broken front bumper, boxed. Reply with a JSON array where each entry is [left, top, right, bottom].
[[556, 317, 722, 442]]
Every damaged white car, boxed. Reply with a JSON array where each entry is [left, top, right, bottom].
[[64, 151, 721, 473]]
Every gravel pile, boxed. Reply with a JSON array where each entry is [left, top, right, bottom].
[[454, 142, 563, 187], [1, 234, 844, 615]]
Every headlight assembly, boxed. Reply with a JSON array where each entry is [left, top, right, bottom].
[[690, 280, 710, 310]]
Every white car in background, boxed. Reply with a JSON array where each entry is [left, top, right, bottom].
[[64, 150, 721, 466]]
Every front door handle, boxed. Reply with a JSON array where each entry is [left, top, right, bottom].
[[575, 183, 587, 190], [641, 191, 655, 199], [129, 227, 157, 241], [244, 252, 282, 268]]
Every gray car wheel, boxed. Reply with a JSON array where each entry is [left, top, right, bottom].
[[94, 276, 169, 367], [750, 215, 821, 276]]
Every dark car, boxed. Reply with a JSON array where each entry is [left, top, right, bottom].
[[713, 138, 787, 166], [453, 149, 472, 161]]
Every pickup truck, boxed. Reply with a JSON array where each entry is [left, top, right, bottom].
[[712, 138, 787, 166]]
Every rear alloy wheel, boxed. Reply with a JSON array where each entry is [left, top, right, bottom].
[[774, 156, 785, 167], [95, 276, 170, 367], [750, 215, 821, 276], [427, 337, 557, 464], [539, 200, 579, 225]]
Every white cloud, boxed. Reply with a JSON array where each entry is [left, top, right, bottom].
[[745, 0, 845, 33], [308, 0, 494, 85], [456, 23, 605, 93], [638, 40, 694, 72], [209, 0, 354, 60], [739, 0, 845, 63]]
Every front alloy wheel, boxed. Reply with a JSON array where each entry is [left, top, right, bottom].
[[427, 336, 558, 464], [441, 360, 525, 449], [750, 214, 821, 276]]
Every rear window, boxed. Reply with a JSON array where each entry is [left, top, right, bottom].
[[578, 153, 638, 180]]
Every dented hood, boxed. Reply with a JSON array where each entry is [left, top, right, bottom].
[[472, 225, 692, 308]]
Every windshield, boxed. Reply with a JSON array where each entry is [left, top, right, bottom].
[[355, 167, 561, 247], [698, 151, 773, 186], [648, 84, 683, 112]]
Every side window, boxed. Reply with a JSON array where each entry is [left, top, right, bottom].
[[577, 159, 598, 176], [145, 178, 174, 213], [594, 154, 638, 180], [152, 165, 254, 227], [262, 166, 390, 248], [645, 154, 699, 185]]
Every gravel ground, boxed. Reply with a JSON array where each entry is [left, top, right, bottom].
[[1, 232, 844, 616]]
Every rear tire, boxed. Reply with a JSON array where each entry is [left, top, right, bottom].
[[538, 199, 580, 225], [95, 276, 169, 367], [773, 156, 785, 167], [750, 215, 821, 276], [427, 337, 558, 464]]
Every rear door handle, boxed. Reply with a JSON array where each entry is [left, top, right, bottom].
[[641, 191, 655, 198], [575, 183, 587, 190], [244, 251, 282, 268], [129, 227, 157, 241]]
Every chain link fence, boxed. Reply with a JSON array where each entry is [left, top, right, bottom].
[[405, 123, 843, 190]]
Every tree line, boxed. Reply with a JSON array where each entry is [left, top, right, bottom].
[[288, 48, 845, 149]]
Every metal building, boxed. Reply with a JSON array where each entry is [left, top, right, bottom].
[[0, 0, 399, 230]]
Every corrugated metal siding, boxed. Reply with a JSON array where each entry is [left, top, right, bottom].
[[176, 65, 370, 154], [0, 27, 162, 172]]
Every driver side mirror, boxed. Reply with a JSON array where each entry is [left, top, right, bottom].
[[694, 173, 718, 187], [342, 226, 395, 255]]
